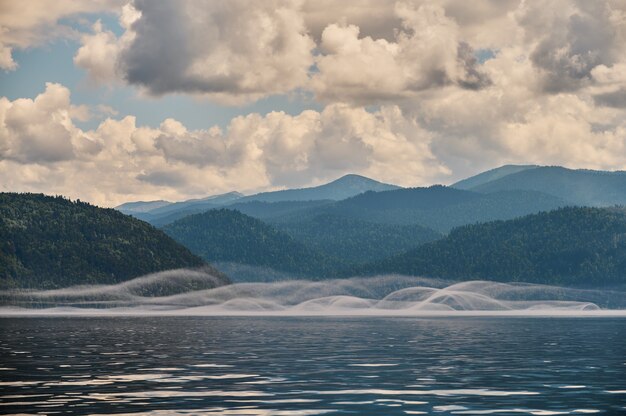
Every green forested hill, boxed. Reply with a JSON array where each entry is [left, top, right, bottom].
[[162, 209, 345, 277], [0, 193, 210, 289], [274, 214, 441, 263], [356, 207, 626, 287]]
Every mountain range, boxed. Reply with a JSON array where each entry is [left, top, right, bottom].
[[90, 164, 626, 286], [355, 206, 626, 287], [117, 174, 399, 224], [3, 164, 626, 290]]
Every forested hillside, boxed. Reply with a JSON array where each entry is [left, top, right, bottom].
[[267, 186, 569, 233], [0, 193, 211, 289], [275, 214, 441, 263], [357, 207, 626, 287], [162, 209, 346, 277]]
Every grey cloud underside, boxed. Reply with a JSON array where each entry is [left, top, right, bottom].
[[119, 0, 313, 99], [77, 0, 626, 101], [594, 87, 626, 108], [528, 4, 619, 92], [154, 133, 241, 168], [456, 42, 492, 90], [121, 1, 242, 95], [137, 170, 188, 187]]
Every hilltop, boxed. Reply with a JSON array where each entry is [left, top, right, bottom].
[[0, 193, 219, 289]]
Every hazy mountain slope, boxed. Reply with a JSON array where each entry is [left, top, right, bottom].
[[357, 207, 626, 287], [236, 174, 400, 203], [115, 174, 397, 225], [274, 186, 569, 233], [452, 165, 539, 190], [339, 186, 478, 211], [0, 193, 212, 289], [116, 200, 172, 214], [162, 209, 345, 277], [468, 166, 626, 206], [227, 200, 334, 222], [144, 192, 243, 216], [274, 214, 441, 263]]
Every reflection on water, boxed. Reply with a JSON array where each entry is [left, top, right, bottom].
[[0, 317, 625, 414]]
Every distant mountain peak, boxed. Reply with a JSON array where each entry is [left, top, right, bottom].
[[452, 164, 540, 190], [333, 173, 377, 181], [237, 174, 401, 203], [196, 191, 244, 202], [116, 199, 172, 213]]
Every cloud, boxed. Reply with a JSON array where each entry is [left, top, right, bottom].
[[0, 83, 449, 206], [311, 3, 492, 104], [79, 0, 315, 104], [5, 0, 626, 203], [137, 170, 188, 187], [0, 83, 82, 163], [517, 0, 626, 93], [301, 0, 399, 42], [401, 44, 626, 178], [0, 0, 123, 70], [73, 20, 122, 84], [594, 87, 626, 108], [68, 1, 626, 108]]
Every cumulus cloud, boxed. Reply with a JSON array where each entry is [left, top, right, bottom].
[[302, 0, 399, 42], [0, 83, 448, 206], [0, 83, 96, 163], [69, 1, 626, 107], [79, 0, 315, 104], [5, 0, 626, 203], [73, 21, 122, 84], [516, 0, 626, 93], [312, 3, 491, 104], [0, 0, 123, 71], [402, 44, 626, 178]]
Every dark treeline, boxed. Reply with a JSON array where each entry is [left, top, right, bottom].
[[0, 193, 208, 289], [162, 209, 346, 277], [274, 213, 441, 263], [231, 186, 569, 233], [354, 207, 626, 287]]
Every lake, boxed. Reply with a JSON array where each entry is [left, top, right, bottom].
[[1, 316, 625, 415]]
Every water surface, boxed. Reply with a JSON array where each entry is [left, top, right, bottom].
[[1, 317, 625, 415]]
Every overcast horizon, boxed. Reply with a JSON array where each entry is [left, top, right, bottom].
[[1, 0, 626, 207]]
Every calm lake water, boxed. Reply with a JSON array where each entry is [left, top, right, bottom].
[[1, 317, 625, 415]]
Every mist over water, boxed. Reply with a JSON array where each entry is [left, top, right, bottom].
[[2, 270, 625, 315]]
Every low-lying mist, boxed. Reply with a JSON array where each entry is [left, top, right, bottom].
[[1, 269, 625, 316]]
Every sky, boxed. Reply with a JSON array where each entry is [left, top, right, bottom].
[[1, 0, 625, 207]]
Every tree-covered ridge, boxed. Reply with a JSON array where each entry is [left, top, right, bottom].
[[264, 186, 569, 233], [228, 200, 334, 222], [357, 207, 626, 287], [0, 193, 209, 289], [162, 209, 346, 277], [274, 213, 441, 263]]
